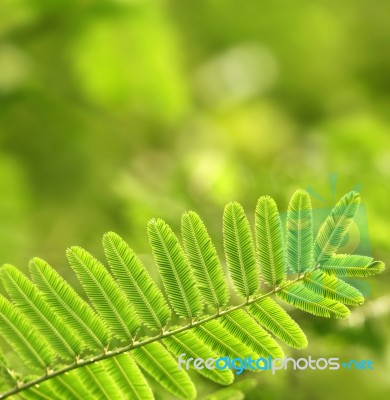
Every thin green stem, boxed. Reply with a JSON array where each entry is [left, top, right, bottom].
[[0, 273, 309, 399]]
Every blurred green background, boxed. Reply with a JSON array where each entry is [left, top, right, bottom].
[[0, 0, 389, 398]]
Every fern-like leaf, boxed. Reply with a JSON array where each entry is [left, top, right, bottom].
[[23, 386, 61, 400], [223, 202, 258, 298], [102, 354, 154, 400], [286, 189, 313, 274], [248, 297, 307, 349], [103, 232, 171, 331], [303, 270, 364, 306], [67, 246, 140, 342], [133, 342, 195, 399], [0, 189, 385, 400], [314, 191, 361, 264], [50, 374, 95, 400], [29, 257, 111, 351], [256, 196, 286, 286], [193, 320, 255, 359], [182, 211, 229, 309], [45, 366, 119, 400], [34, 375, 89, 400], [164, 331, 234, 385], [0, 264, 81, 360], [219, 309, 284, 359], [78, 364, 123, 400], [0, 295, 53, 371], [277, 282, 350, 318], [148, 218, 203, 320], [320, 255, 384, 277]]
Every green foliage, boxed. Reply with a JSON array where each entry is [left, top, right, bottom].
[[0, 264, 81, 360], [248, 297, 307, 349], [103, 232, 171, 331], [148, 218, 203, 320], [0, 295, 53, 371], [66, 246, 140, 342], [286, 189, 313, 274], [0, 190, 385, 399], [78, 363, 124, 400], [164, 330, 234, 385], [103, 354, 154, 400], [223, 202, 258, 298], [277, 283, 350, 319], [133, 342, 195, 399], [314, 191, 361, 264], [182, 211, 229, 310], [303, 270, 364, 306], [219, 310, 284, 359], [29, 257, 111, 351], [256, 196, 286, 286], [49, 371, 96, 400], [193, 320, 254, 360], [320, 255, 384, 277]]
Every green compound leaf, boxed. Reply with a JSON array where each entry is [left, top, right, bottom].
[[320, 254, 384, 277], [76, 364, 123, 400], [102, 354, 154, 400], [148, 218, 203, 320], [0, 264, 82, 360], [223, 202, 258, 298], [67, 246, 140, 342], [277, 282, 350, 319], [29, 257, 111, 351], [256, 196, 286, 286], [103, 232, 171, 331], [133, 341, 196, 400], [23, 385, 63, 400], [193, 320, 255, 359], [314, 191, 361, 264], [219, 309, 284, 359], [0, 190, 385, 400], [0, 295, 54, 371], [182, 211, 229, 309], [164, 330, 234, 385], [27, 370, 102, 400], [248, 297, 307, 349], [286, 189, 314, 274], [303, 270, 364, 306], [48, 373, 96, 400]]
